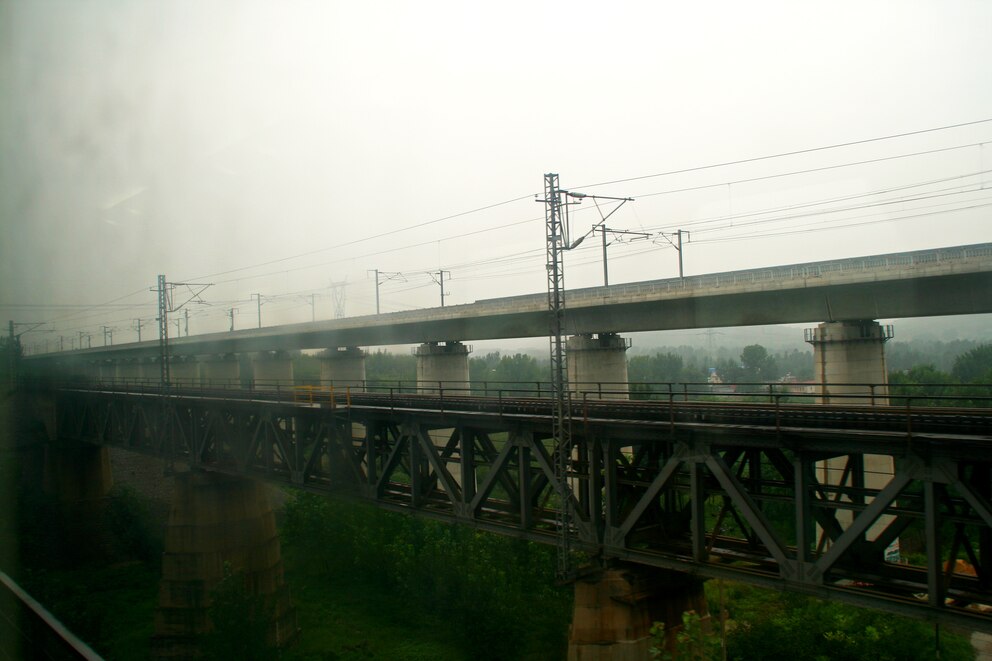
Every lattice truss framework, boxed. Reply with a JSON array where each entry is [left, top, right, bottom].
[[54, 388, 992, 631]]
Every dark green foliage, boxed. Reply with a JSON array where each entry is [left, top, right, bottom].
[[365, 350, 417, 388], [888, 339, 982, 373], [281, 491, 571, 660], [629, 352, 692, 385], [104, 484, 163, 564], [469, 351, 546, 393], [952, 344, 992, 383], [775, 348, 814, 380], [650, 611, 722, 661], [202, 562, 278, 661], [739, 344, 777, 382], [719, 583, 974, 661], [889, 362, 992, 407], [17, 562, 159, 660]]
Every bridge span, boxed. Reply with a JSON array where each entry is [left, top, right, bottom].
[[47, 381, 992, 635], [26, 242, 992, 360]]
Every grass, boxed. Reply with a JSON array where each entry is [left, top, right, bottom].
[[282, 569, 466, 661]]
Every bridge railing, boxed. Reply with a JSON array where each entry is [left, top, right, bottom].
[[31, 373, 992, 411]]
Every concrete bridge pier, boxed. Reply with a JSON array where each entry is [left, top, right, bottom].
[[567, 334, 631, 400], [42, 443, 114, 556], [415, 341, 471, 394], [319, 347, 366, 392], [805, 320, 897, 558], [201, 354, 241, 389], [805, 320, 893, 405], [252, 351, 294, 389], [568, 565, 708, 660], [151, 471, 296, 658], [115, 358, 143, 385], [170, 356, 200, 389]]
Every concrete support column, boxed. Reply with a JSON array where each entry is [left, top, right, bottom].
[[805, 320, 893, 405], [806, 321, 898, 561], [568, 565, 708, 660], [415, 341, 471, 394], [567, 333, 631, 400], [115, 358, 143, 385], [319, 347, 367, 392], [42, 443, 114, 557], [200, 354, 241, 389], [151, 472, 296, 658], [97, 359, 117, 384], [170, 356, 200, 389], [252, 351, 294, 388]]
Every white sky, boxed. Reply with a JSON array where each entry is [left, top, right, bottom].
[[2, 0, 991, 349]]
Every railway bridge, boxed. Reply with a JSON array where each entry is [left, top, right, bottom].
[[20, 379, 992, 657]]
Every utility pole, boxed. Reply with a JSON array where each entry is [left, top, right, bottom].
[[309, 294, 316, 322], [367, 270, 404, 315], [133, 318, 143, 342], [102, 326, 114, 346], [429, 270, 451, 307], [252, 293, 262, 328], [657, 229, 691, 278], [592, 225, 650, 286], [184, 308, 190, 337], [228, 307, 238, 332]]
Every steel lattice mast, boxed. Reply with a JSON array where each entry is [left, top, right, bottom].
[[157, 274, 170, 387], [542, 173, 575, 580]]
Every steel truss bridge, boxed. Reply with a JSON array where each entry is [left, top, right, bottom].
[[48, 383, 992, 632]]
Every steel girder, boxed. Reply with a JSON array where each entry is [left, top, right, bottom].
[[53, 388, 992, 632]]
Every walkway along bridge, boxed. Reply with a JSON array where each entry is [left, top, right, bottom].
[[46, 380, 992, 635]]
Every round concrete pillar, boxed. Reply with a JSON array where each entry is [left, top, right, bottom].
[[97, 359, 117, 384], [170, 356, 200, 388], [319, 347, 367, 392], [415, 341, 471, 394], [805, 320, 892, 405], [568, 565, 708, 660], [151, 472, 297, 658], [201, 354, 241, 389], [806, 321, 898, 560], [567, 333, 631, 400], [252, 351, 294, 387], [42, 443, 114, 558], [115, 358, 143, 385]]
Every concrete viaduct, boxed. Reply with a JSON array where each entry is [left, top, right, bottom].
[[28, 241, 992, 403]]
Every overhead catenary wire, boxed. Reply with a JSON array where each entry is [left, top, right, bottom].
[[28, 119, 991, 342], [571, 118, 992, 191]]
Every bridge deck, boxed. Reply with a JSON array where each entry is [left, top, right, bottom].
[[46, 384, 992, 633]]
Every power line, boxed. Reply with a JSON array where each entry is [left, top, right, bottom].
[[627, 141, 988, 204], [571, 118, 992, 191], [181, 194, 534, 282]]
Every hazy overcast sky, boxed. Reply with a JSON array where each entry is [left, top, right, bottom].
[[2, 1, 990, 346]]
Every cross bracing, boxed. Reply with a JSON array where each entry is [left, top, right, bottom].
[[48, 384, 992, 632]]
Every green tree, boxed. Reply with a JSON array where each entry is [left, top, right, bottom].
[[740, 344, 777, 382], [952, 343, 992, 383]]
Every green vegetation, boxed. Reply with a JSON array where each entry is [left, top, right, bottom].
[[715, 581, 974, 661], [889, 342, 992, 406], [280, 491, 571, 661]]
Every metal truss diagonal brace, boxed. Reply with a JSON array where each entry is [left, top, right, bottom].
[[705, 454, 791, 571], [814, 470, 914, 579]]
